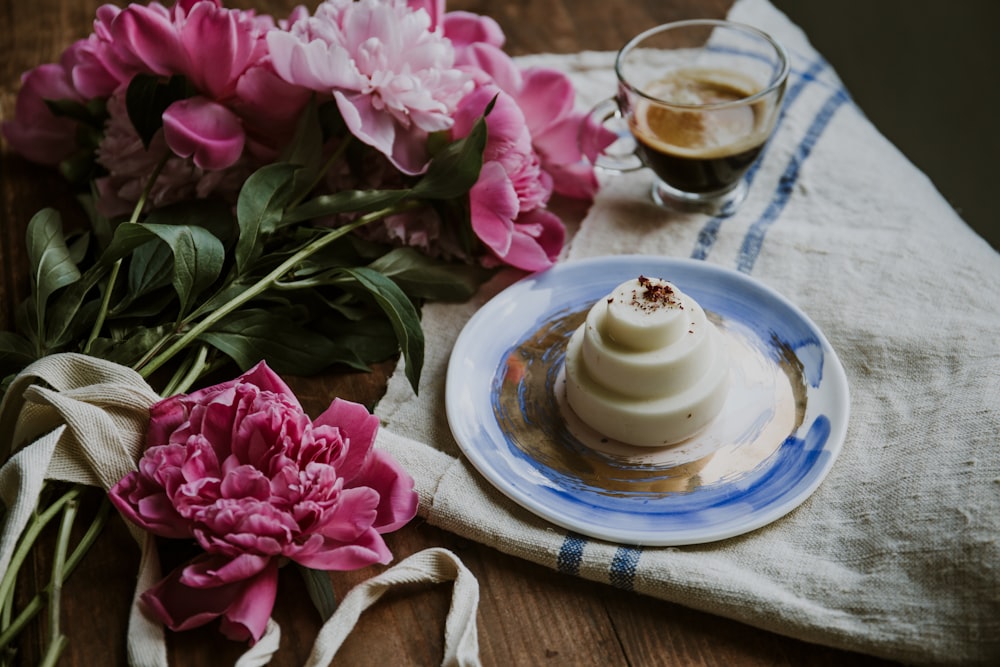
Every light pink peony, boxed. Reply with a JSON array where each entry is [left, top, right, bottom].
[[267, 0, 473, 175], [109, 361, 417, 643]]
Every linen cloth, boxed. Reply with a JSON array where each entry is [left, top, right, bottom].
[[373, 0, 1000, 663], [0, 353, 482, 667]]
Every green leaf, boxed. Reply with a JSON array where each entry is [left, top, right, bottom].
[[144, 199, 236, 245], [141, 223, 225, 318], [26, 209, 82, 348], [125, 73, 193, 148], [93, 220, 225, 319], [125, 239, 174, 302], [318, 315, 399, 369], [112, 288, 175, 320], [89, 324, 173, 367], [235, 163, 297, 274], [108, 240, 175, 317], [78, 189, 113, 251], [368, 247, 490, 301], [411, 98, 492, 200], [339, 267, 423, 392], [298, 566, 337, 622], [0, 332, 36, 375], [199, 308, 340, 376], [43, 98, 106, 128]]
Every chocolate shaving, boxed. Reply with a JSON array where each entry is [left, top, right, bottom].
[[629, 275, 680, 311]]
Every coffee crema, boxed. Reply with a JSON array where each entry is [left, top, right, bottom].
[[629, 68, 770, 194]]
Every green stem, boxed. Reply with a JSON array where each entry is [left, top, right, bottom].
[[81, 259, 121, 355], [0, 486, 81, 616], [137, 205, 403, 379], [81, 152, 170, 355], [44, 499, 77, 663], [160, 344, 209, 397], [37, 636, 67, 667], [0, 495, 110, 654]]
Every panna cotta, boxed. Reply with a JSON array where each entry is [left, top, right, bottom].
[[564, 276, 729, 447]]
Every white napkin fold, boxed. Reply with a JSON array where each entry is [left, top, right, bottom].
[[374, 0, 1000, 663]]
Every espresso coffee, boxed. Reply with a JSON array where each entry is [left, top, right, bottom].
[[629, 68, 770, 194]]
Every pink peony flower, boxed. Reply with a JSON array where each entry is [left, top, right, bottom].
[[94, 91, 252, 218], [97, 0, 309, 168], [267, 0, 473, 175], [4, 1, 308, 172], [451, 85, 563, 271], [1, 54, 87, 165], [109, 361, 418, 643], [436, 1, 613, 200]]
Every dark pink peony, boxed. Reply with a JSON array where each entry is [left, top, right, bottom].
[[109, 361, 417, 643], [2, 0, 309, 185], [452, 85, 564, 271], [434, 0, 614, 200], [1, 48, 89, 165]]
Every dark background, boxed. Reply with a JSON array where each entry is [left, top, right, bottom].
[[772, 0, 999, 251]]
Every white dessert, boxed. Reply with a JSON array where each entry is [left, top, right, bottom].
[[564, 276, 729, 447]]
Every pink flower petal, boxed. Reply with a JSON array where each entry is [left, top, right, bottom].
[[110, 2, 187, 77], [517, 67, 575, 137], [142, 554, 278, 643], [359, 450, 419, 533], [313, 398, 379, 481], [314, 487, 380, 543], [334, 91, 431, 176], [108, 475, 192, 539], [499, 208, 565, 271], [0, 63, 82, 165], [455, 42, 522, 93], [64, 38, 120, 98], [443, 11, 506, 49], [179, 0, 258, 98], [469, 161, 518, 257], [220, 465, 270, 500], [146, 394, 191, 445], [162, 97, 245, 170], [406, 0, 444, 31], [233, 64, 311, 149], [265, 30, 361, 92], [544, 160, 602, 201], [293, 527, 393, 570], [180, 552, 272, 587], [218, 560, 279, 643]]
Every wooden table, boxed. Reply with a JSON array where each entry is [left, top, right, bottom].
[[0, 1, 900, 665]]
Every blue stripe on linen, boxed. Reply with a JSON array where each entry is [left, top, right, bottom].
[[690, 56, 830, 262], [735, 89, 848, 274], [556, 532, 587, 575], [609, 545, 643, 591]]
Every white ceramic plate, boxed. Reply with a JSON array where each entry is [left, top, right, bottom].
[[445, 255, 849, 546]]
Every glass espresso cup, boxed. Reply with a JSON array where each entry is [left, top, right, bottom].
[[585, 20, 789, 216]]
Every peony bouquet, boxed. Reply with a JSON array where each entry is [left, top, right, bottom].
[[0, 0, 610, 661], [0, 0, 607, 394]]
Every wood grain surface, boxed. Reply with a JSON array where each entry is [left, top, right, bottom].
[[0, 1, 901, 665]]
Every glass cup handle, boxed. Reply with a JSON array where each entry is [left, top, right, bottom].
[[579, 98, 645, 173]]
